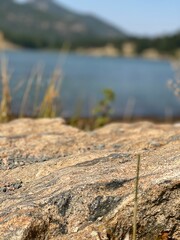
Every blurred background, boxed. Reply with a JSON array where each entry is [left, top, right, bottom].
[[0, 0, 180, 128]]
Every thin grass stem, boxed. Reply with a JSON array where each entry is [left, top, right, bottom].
[[132, 154, 141, 240], [33, 64, 43, 115], [19, 67, 36, 117], [0, 56, 11, 122]]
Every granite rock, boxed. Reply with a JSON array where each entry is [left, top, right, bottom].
[[0, 118, 179, 240]]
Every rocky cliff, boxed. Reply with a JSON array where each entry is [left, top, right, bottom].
[[0, 118, 179, 239]]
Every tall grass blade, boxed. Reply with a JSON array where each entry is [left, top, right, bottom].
[[38, 67, 62, 118], [19, 67, 37, 117], [33, 64, 43, 115], [132, 154, 141, 240], [0, 57, 11, 122]]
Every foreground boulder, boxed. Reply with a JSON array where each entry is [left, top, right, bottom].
[[0, 118, 179, 240]]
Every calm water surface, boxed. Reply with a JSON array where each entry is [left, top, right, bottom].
[[0, 50, 179, 119]]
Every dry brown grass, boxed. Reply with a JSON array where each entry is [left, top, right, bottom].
[[0, 59, 62, 122], [168, 61, 180, 99], [19, 67, 37, 117], [38, 67, 62, 118], [0, 57, 12, 122], [132, 154, 141, 240], [33, 64, 43, 115]]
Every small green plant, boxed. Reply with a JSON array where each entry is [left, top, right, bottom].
[[69, 98, 84, 128], [0, 57, 12, 122], [92, 88, 115, 128]]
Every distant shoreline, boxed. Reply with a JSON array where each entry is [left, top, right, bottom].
[[0, 40, 179, 62], [0, 34, 21, 51], [74, 44, 180, 61], [74, 49, 175, 61]]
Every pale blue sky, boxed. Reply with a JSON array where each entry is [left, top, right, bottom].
[[16, 0, 180, 36]]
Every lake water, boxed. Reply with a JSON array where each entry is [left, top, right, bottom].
[[0, 50, 180, 120]]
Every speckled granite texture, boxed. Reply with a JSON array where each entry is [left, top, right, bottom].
[[0, 118, 179, 240]]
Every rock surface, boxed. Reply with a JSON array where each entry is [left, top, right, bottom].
[[0, 118, 179, 240]]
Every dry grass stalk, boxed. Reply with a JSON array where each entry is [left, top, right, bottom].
[[168, 61, 180, 99], [0, 57, 11, 122], [19, 67, 37, 117], [132, 154, 141, 240], [12, 80, 24, 94], [0, 59, 63, 120], [33, 64, 43, 114], [38, 67, 62, 118]]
